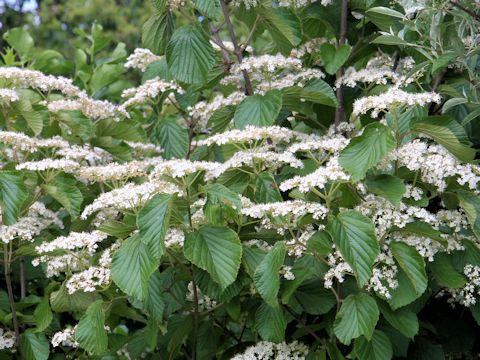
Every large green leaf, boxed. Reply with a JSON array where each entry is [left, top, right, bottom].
[[365, 7, 403, 31], [20, 331, 49, 360], [255, 303, 286, 342], [353, 330, 393, 360], [75, 300, 108, 355], [50, 283, 99, 312], [143, 271, 166, 321], [137, 194, 173, 260], [299, 78, 337, 107], [234, 90, 283, 129], [0, 171, 27, 225], [428, 253, 466, 288], [193, 0, 221, 19], [33, 297, 53, 333], [320, 43, 351, 75], [411, 116, 475, 162], [3, 27, 34, 57], [184, 226, 242, 289], [253, 241, 286, 306], [111, 235, 159, 300], [387, 269, 423, 310], [154, 117, 189, 159], [334, 293, 379, 345], [166, 25, 215, 84], [203, 183, 242, 210], [260, 7, 301, 54], [377, 300, 419, 338], [328, 211, 379, 287], [458, 191, 480, 239], [365, 174, 406, 207], [142, 12, 176, 55], [43, 174, 83, 218], [391, 242, 427, 296], [339, 123, 396, 182]]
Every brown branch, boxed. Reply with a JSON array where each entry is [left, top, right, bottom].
[[219, 0, 254, 95], [449, 0, 480, 21], [209, 23, 232, 71], [19, 257, 26, 299], [3, 244, 20, 346], [334, 0, 348, 129]]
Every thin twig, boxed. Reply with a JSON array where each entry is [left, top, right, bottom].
[[449, 0, 480, 21], [284, 305, 323, 343], [209, 23, 232, 70], [3, 244, 20, 346], [219, 0, 254, 95], [19, 257, 26, 299], [334, 0, 348, 128]]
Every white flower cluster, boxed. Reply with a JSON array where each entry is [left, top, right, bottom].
[[186, 281, 217, 311], [231, 341, 309, 360], [286, 227, 316, 257], [66, 265, 111, 294], [47, 96, 129, 121], [0, 88, 19, 104], [167, 0, 186, 10], [77, 157, 163, 182], [124, 48, 162, 72], [125, 141, 163, 154], [121, 77, 184, 108], [352, 88, 441, 118], [444, 265, 480, 307], [16, 158, 79, 172], [210, 148, 302, 179], [324, 248, 353, 288], [391, 140, 480, 192], [288, 134, 349, 154], [57, 144, 112, 164], [0, 328, 15, 350], [32, 252, 89, 278], [367, 245, 398, 299], [280, 265, 295, 280], [277, 0, 331, 8], [188, 92, 246, 130], [0, 67, 83, 97], [290, 38, 329, 59], [51, 326, 79, 348], [195, 125, 306, 147], [280, 156, 350, 193], [81, 180, 182, 219], [0, 202, 63, 244], [165, 228, 185, 247], [36, 231, 108, 255]]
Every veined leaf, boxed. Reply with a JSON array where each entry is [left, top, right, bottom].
[[377, 300, 419, 338], [353, 330, 393, 360], [154, 117, 189, 159], [334, 293, 379, 345], [0, 171, 27, 225], [411, 116, 475, 162], [193, 0, 221, 19], [254, 241, 286, 306], [75, 300, 108, 355], [20, 331, 49, 360], [43, 173, 83, 218], [111, 235, 159, 300], [458, 191, 480, 239], [255, 303, 286, 342], [234, 90, 283, 129], [142, 12, 176, 55], [166, 25, 215, 84], [184, 226, 242, 289], [339, 123, 396, 182], [391, 242, 427, 296], [328, 211, 379, 287], [365, 174, 405, 207]]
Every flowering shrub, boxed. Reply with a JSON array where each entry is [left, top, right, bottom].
[[1, 0, 480, 359]]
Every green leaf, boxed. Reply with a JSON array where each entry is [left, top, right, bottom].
[[395, 221, 446, 244], [334, 293, 379, 345], [328, 211, 379, 287], [234, 90, 283, 129], [428, 253, 466, 288], [254, 173, 282, 202], [255, 303, 286, 342], [203, 183, 242, 209], [111, 235, 158, 300], [320, 43, 352, 75], [144, 272, 166, 321], [184, 226, 242, 289], [458, 191, 480, 239], [137, 194, 173, 260], [365, 174, 406, 207], [43, 174, 83, 218], [3, 27, 34, 57], [0, 171, 27, 225], [207, 105, 236, 133], [194, 0, 221, 19], [254, 241, 286, 306], [432, 52, 457, 74], [339, 123, 396, 182], [142, 12, 176, 55], [461, 107, 480, 126], [411, 116, 475, 162], [50, 283, 99, 312], [154, 117, 189, 159], [391, 242, 427, 296], [293, 280, 336, 315], [301, 78, 338, 107], [441, 97, 468, 114], [166, 25, 215, 84], [90, 64, 124, 93], [377, 301, 419, 338], [33, 297, 53, 332], [371, 34, 409, 46], [75, 300, 108, 355], [20, 331, 49, 360], [260, 8, 301, 54], [353, 330, 393, 360], [387, 269, 423, 310]]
